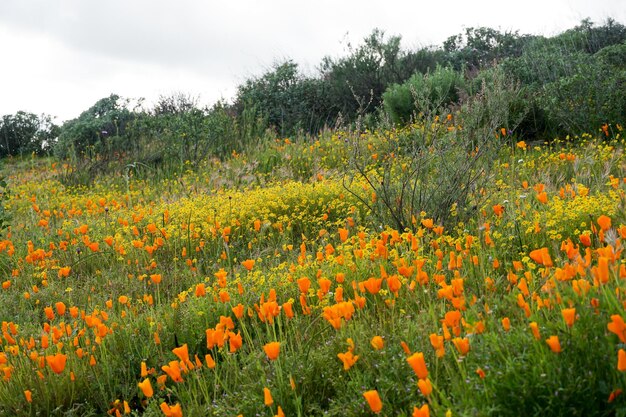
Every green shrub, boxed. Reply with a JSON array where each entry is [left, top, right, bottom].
[[383, 66, 464, 125]]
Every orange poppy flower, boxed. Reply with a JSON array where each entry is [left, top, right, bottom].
[[337, 350, 359, 371], [413, 404, 429, 417], [241, 259, 255, 271], [362, 277, 383, 294], [536, 191, 548, 204], [501, 317, 511, 331], [452, 337, 470, 355], [172, 344, 190, 366], [407, 352, 428, 379], [598, 215, 612, 231], [561, 308, 576, 327], [263, 342, 281, 361], [418, 378, 432, 396], [609, 389, 623, 403], [55, 302, 66, 316], [24, 390, 32, 403], [138, 378, 153, 397], [421, 219, 434, 229], [429, 334, 445, 358], [161, 361, 183, 383], [529, 322, 541, 340], [195, 283, 206, 297], [45, 353, 67, 374], [228, 331, 242, 353], [596, 257, 610, 284], [363, 390, 383, 414], [529, 247, 553, 267], [232, 304, 244, 319], [264, 387, 273, 406], [579, 234, 592, 247], [608, 315, 626, 343], [370, 336, 384, 350], [160, 402, 183, 417], [618, 349, 626, 372], [58, 266, 71, 278], [297, 277, 311, 294], [205, 353, 216, 369], [546, 335, 561, 353]]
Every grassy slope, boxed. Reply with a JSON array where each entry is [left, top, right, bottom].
[[0, 127, 626, 416]]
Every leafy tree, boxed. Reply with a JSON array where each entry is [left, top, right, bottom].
[[0, 111, 58, 157], [319, 29, 406, 122], [443, 27, 533, 70], [55, 94, 135, 160], [234, 61, 327, 136]]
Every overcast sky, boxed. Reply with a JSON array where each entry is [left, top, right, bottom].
[[0, 0, 624, 123]]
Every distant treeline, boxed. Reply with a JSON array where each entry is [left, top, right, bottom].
[[1, 18, 624, 166]]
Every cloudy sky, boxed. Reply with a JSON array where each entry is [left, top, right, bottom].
[[0, 0, 624, 123]]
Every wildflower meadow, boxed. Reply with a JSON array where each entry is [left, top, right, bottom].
[[1, 120, 626, 416]]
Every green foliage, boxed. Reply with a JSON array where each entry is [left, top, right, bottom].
[[383, 66, 465, 124], [348, 66, 527, 230], [234, 61, 328, 136], [496, 21, 625, 138], [0, 111, 58, 157], [54, 94, 135, 161], [0, 170, 9, 236], [537, 54, 626, 134], [443, 26, 534, 70], [138, 95, 242, 165], [554, 17, 626, 54]]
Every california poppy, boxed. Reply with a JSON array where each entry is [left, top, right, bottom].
[[452, 337, 470, 355], [418, 378, 432, 396], [241, 259, 255, 271], [413, 404, 429, 417], [160, 402, 183, 417], [363, 390, 383, 413], [337, 350, 359, 371], [598, 215, 612, 231], [546, 335, 561, 353], [561, 308, 576, 327], [370, 336, 384, 350], [172, 344, 191, 367], [618, 349, 626, 372], [501, 317, 511, 331], [529, 247, 553, 267], [205, 354, 216, 369], [264, 387, 273, 406], [138, 378, 153, 397], [407, 352, 428, 379], [45, 353, 67, 374], [529, 322, 541, 340], [608, 315, 626, 343], [263, 342, 280, 361], [228, 331, 242, 353]]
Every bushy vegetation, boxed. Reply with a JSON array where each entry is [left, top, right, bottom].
[[2, 18, 618, 182]]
